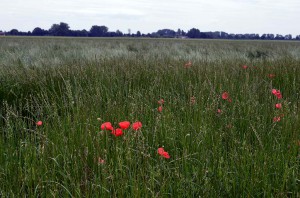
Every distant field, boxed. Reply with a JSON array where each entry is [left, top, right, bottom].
[[0, 37, 299, 197]]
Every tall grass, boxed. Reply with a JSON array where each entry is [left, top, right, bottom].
[[0, 37, 299, 197]]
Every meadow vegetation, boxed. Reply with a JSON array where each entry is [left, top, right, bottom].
[[0, 37, 299, 197]]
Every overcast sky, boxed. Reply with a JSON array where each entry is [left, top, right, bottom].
[[1, 0, 300, 36]]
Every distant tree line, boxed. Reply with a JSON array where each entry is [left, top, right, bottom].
[[1, 22, 300, 40]]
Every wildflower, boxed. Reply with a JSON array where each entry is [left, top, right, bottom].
[[217, 109, 222, 114], [119, 121, 130, 130], [275, 103, 282, 109], [272, 89, 277, 95], [276, 92, 282, 99], [132, 121, 142, 131], [184, 61, 192, 68], [157, 147, 170, 159], [101, 122, 113, 131], [97, 157, 105, 165], [190, 96, 196, 105], [242, 65, 248, 69], [158, 99, 165, 105], [36, 121, 43, 126], [268, 74, 276, 78], [273, 116, 281, 122], [272, 89, 282, 99], [158, 106, 163, 112], [157, 148, 164, 155], [222, 92, 229, 100], [111, 128, 123, 136]]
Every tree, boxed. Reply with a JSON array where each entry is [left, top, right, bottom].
[[261, 34, 267, 40], [89, 25, 108, 37], [177, 28, 182, 36], [284, 34, 292, 40], [275, 34, 284, 40], [186, 28, 201, 38], [69, 29, 89, 37], [116, 30, 123, 37], [9, 29, 19, 35], [136, 31, 141, 37], [156, 29, 176, 37], [32, 27, 48, 36], [49, 22, 70, 36]]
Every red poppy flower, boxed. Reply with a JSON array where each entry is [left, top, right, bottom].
[[272, 89, 282, 99], [242, 65, 248, 69], [273, 116, 281, 122], [275, 103, 282, 109], [158, 99, 164, 105], [157, 148, 164, 155], [217, 109, 222, 114], [97, 157, 105, 165], [162, 152, 170, 159], [268, 74, 276, 78], [132, 121, 142, 131], [157, 147, 170, 159], [111, 128, 123, 136], [36, 121, 43, 126], [158, 106, 163, 112], [119, 121, 130, 130], [101, 122, 113, 131], [184, 61, 192, 68], [222, 92, 229, 100], [276, 92, 282, 99], [190, 96, 196, 105]]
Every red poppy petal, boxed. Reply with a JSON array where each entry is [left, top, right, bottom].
[[36, 121, 43, 126], [162, 152, 170, 159], [222, 92, 229, 100], [158, 106, 163, 112], [157, 147, 165, 155], [119, 121, 130, 130], [132, 121, 142, 131], [275, 103, 282, 109], [111, 128, 123, 136], [101, 122, 113, 130]]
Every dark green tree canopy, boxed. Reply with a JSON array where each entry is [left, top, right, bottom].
[[186, 28, 201, 38], [156, 29, 176, 37], [49, 22, 70, 36], [9, 29, 19, 35], [32, 27, 48, 36], [89, 25, 108, 37], [3, 22, 299, 40]]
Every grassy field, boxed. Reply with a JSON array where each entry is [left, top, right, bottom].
[[0, 37, 299, 197]]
